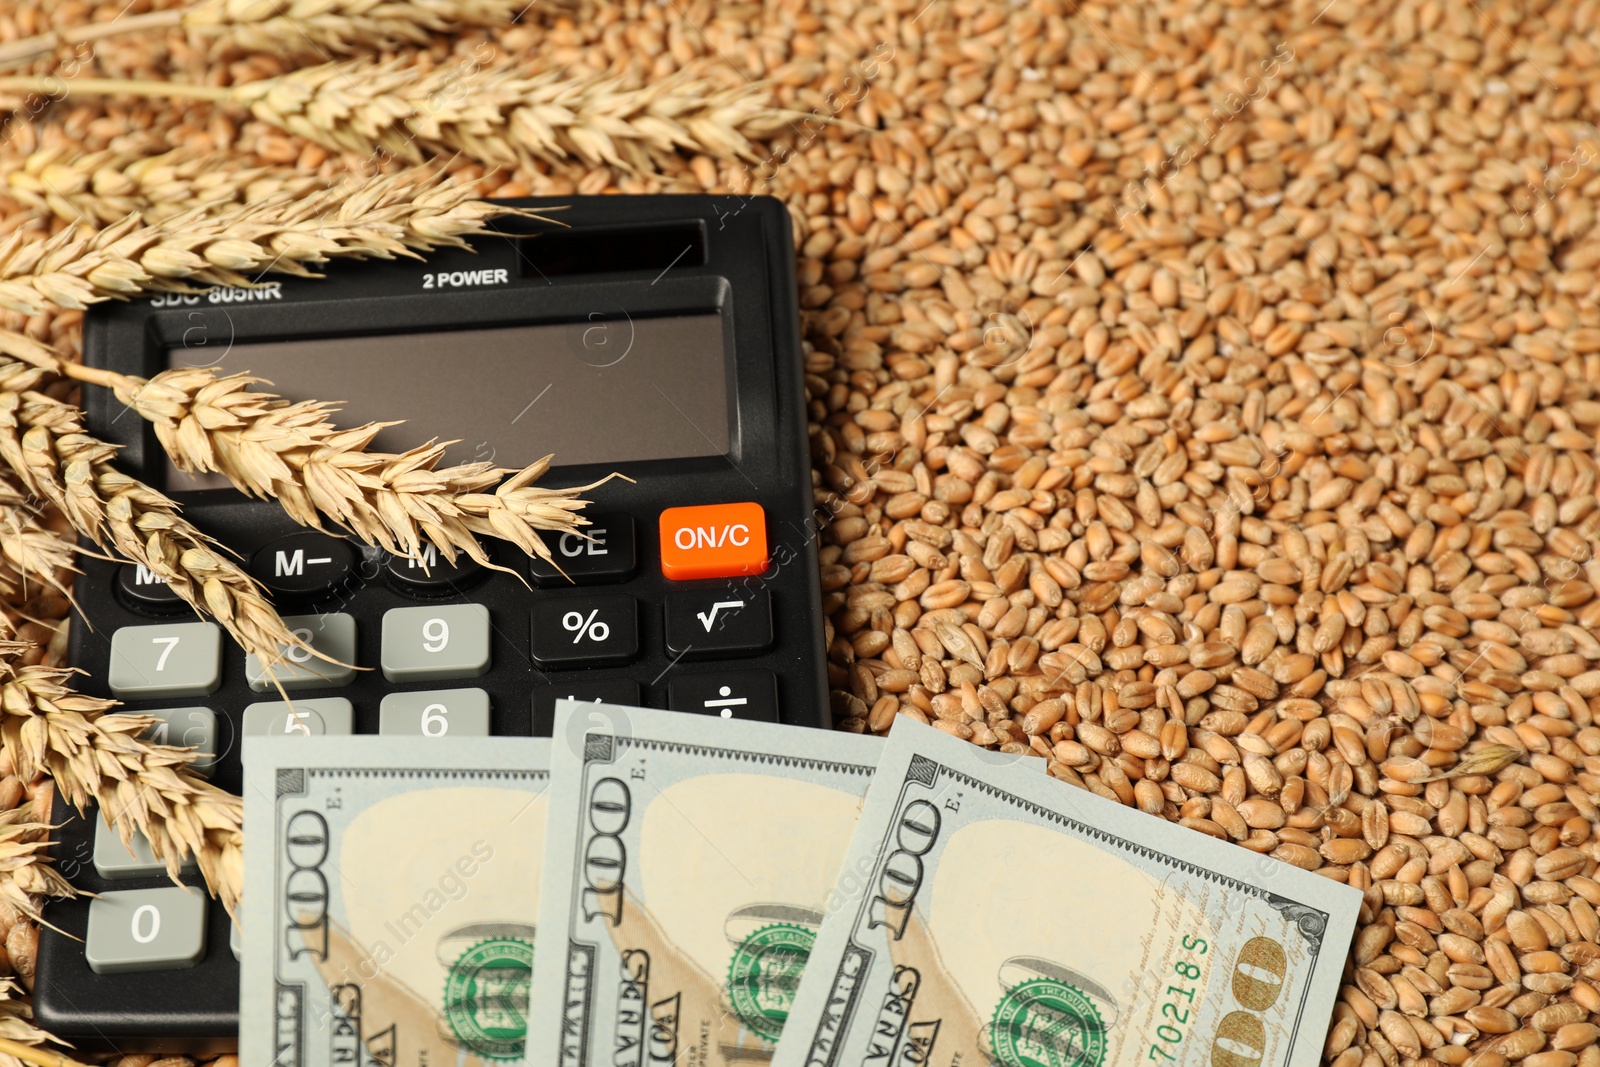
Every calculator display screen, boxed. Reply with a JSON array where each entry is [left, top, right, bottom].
[[165, 313, 729, 487]]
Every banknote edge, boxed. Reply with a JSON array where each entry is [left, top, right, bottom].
[[299, 766, 552, 781], [585, 734, 875, 777], [271, 758, 312, 1065]]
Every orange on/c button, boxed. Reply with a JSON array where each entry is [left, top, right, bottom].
[[659, 503, 769, 580]]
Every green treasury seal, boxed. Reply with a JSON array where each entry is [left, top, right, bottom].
[[443, 937, 534, 1059], [990, 977, 1107, 1067], [726, 922, 816, 1042]]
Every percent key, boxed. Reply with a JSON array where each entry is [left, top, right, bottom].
[[530, 595, 639, 667]]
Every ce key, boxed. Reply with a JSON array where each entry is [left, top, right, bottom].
[[530, 514, 637, 587]]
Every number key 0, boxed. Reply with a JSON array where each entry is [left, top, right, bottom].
[[380, 605, 491, 682], [85, 886, 207, 975]]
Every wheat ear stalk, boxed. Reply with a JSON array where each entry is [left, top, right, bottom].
[[0, 10, 181, 68], [0, 59, 797, 170], [0, 356, 320, 669], [63, 362, 622, 571], [0, 0, 568, 67], [0, 628, 243, 918], [0, 164, 552, 316]]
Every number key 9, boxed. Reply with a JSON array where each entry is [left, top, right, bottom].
[[380, 604, 491, 682]]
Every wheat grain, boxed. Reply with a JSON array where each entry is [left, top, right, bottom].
[[0, 164, 551, 316], [0, 357, 317, 671], [0, 0, 569, 68], [0, 59, 796, 171], [0, 0, 53, 43], [63, 361, 622, 571], [1411, 744, 1527, 783]]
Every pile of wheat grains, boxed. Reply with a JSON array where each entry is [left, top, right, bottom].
[[3, 0, 1600, 1063]]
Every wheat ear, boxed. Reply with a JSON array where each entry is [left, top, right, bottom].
[[5, 142, 335, 228], [0, 1035, 91, 1067], [0, 986, 86, 1065], [0, 0, 568, 67], [0, 807, 74, 927], [0, 164, 552, 317], [0, 357, 320, 670], [62, 363, 622, 571], [0, 629, 243, 918], [0, 485, 76, 603], [0, 60, 797, 171]]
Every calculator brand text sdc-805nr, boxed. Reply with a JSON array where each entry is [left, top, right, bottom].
[[34, 195, 829, 1046]]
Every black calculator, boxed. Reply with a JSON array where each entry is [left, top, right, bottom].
[[34, 195, 829, 1048]]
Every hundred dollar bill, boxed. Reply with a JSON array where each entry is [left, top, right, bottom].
[[240, 736, 552, 1067], [776, 721, 1362, 1067], [526, 701, 883, 1067]]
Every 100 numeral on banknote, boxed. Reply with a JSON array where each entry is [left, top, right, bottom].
[[777, 723, 1360, 1067], [242, 737, 553, 1067], [529, 702, 882, 1067]]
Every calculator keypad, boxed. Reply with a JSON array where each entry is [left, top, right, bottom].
[[381, 604, 491, 682], [244, 613, 358, 691], [242, 698, 355, 736], [530, 514, 636, 586], [85, 887, 207, 975], [379, 688, 491, 736], [94, 822, 198, 881], [664, 588, 773, 659], [54, 508, 805, 990], [108, 623, 223, 699], [530, 595, 639, 667]]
